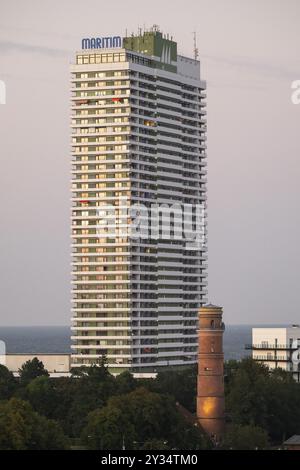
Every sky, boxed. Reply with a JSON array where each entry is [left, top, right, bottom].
[[0, 0, 300, 326]]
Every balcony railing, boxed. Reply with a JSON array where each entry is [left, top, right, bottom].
[[252, 355, 290, 362], [245, 343, 299, 351]]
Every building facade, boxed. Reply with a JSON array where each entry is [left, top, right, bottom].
[[70, 29, 207, 373], [246, 326, 300, 382]]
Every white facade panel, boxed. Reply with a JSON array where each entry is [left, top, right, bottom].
[[70, 39, 207, 373], [250, 326, 300, 381]]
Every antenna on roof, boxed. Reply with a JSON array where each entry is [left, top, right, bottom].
[[193, 31, 199, 60]]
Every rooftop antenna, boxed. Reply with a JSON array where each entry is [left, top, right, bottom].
[[193, 31, 199, 60]]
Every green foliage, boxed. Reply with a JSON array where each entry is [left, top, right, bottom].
[[0, 398, 68, 450], [225, 358, 300, 442], [222, 424, 269, 450], [115, 371, 137, 394], [82, 387, 209, 450], [140, 439, 169, 450], [25, 375, 58, 419], [0, 364, 17, 400], [145, 365, 197, 412], [66, 366, 116, 437], [70, 366, 89, 377], [19, 357, 49, 385], [2, 356, 300, 450]]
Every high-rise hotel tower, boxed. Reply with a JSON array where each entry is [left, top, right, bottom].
[[70, 29, 207, 373]]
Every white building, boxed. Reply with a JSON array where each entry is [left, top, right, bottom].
[[70, 29, 207, 373], [247, 326, 300, 381], [3, 354, 70, 377]]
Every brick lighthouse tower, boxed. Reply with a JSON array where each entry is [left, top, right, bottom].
[[197, 304, 225, 442]]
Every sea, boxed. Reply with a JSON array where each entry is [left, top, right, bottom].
[[0, 325, 257, 360]]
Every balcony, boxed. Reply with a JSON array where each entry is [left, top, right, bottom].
[[245, 343, 298, 351], [252, 355, 290, 362]]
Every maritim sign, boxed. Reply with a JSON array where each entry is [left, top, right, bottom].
[[81, 36, 122, 49]]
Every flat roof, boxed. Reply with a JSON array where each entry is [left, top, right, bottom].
[[6, 353, 70, 356]]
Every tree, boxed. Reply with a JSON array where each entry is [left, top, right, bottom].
[[222, 424, 269, 450], [19, 357, 49, 384], [31, 414, 69, 450], [140, 439, 169, 450], [0, 364, 17, 400], [0, 398, 68, 450], [87, 359, 110, 381], [115, 371, 137, 395], [66, 366, 116, 437], [82, 387, 210, 450], [83, 402, 136, 450], [226, 359, 270, 428], [0, 399, 30, 449], [225, 358, 300, 442], [25, 375, 57, 418], [70, 366, 89, 378], [148, 365, 197, 412]]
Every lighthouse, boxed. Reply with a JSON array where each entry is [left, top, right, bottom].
[[197, 304, 225, 442]]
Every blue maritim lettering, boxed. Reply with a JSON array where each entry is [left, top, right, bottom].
[[81, 36, 122, 49]]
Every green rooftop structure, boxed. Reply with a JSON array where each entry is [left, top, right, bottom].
[[123, 29, 177, 72]]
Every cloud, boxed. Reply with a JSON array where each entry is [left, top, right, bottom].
[[202, 53, 300, 81], [0, 23, 76, 41], [0, 40, 70, 57]]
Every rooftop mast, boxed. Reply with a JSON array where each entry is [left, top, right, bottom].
[[193, 31, 199, 60]]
